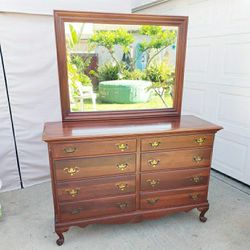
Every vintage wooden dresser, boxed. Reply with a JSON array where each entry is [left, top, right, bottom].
[[43, 115, 222, 245], [44, 11, 223, 245]]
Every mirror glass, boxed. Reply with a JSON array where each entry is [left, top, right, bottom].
[[65, 22, 178, 112]]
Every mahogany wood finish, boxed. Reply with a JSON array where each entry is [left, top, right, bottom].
[[57, 175, 136, 201], [141, 148, 212, 171], [141, 133, 214, 151], [140, 187, 208, 210], [140, 168, 210, 191], [59, 194, 136, 221], [43, 115, 222, 245], [52, 139, 136, 158], [53, 10, 188, 122], [54, 154, 136, 180]]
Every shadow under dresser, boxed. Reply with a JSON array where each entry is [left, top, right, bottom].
[[43, 115, 222, 245]]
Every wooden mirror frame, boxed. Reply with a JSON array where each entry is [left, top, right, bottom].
[[54, 10, 188, 122]]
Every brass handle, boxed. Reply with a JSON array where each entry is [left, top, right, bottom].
[[64, 146, 77, 153], [146, 179, 160, 188], [191, 176, 203, 183], [194, 137, 206, 145], [146, 198, 159, 205], [193, 155, 203, 163], [149, 141, 161, 148], [70, 208, 83, 215], [65, 188, 80, 197], [63, 167, 79, 176], [189, 193, 200, 201], [117, 163, 128, 171], [116, 183, 128, 191], [148, 159, 160, 168], [118, 202, 128, 209], [116, 143, 128, 151]]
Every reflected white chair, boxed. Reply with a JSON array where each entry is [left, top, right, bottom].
[[70, 81, 97, 111]]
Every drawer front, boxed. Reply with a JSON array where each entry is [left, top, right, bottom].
[[52, 139, 136, 158], [141, 188, 207, 210], [55, 154, 136, 180], [141, 134, 214, 151], [141, 168, 209, 191], [141, 148, 212, 171], [59, 195, 136, 221], [57, 175, 136, 202]]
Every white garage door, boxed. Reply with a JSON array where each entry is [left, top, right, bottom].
[[137, 0, 250, 185]]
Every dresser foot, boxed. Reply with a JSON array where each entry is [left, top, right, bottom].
[[56, 232, 64, 246], [198, 206, 209, 223]]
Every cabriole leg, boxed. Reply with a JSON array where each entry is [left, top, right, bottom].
[[198, 206, 209, 223], [56, 232, 64, 246]]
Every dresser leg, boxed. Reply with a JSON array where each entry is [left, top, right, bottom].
[[198, 206, 209, 223], [56, 232, 64, 246]]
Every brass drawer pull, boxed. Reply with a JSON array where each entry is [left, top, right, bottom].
[[116, 163, 128, 171], [63, 146, 77, 153], [116, 143, 128, 151], [193, 155, 203, 163], [146, 179, 160, 188], [191, 176, 203, 183], [194, 137, 206, 145], [189, 193, 200, 201], [146, 198, 159, 205], [149, 141, 161, 148], [70, 208, 83, 215], [148, 159, 160, 168], [116, 183, 128, 191], [118, 202, 128, 209], [63, 167, 79, 176], [65, 188, 80, 197]]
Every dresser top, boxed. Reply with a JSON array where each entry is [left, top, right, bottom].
[[43, 115, 222, 142]]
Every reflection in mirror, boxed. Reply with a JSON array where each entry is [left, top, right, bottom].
[[65, 22, 178, 112]]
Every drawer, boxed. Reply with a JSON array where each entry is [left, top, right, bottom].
[[55, 154, 136, 180], [59, 195, 136, 221], [141, 134, 214, 151], [57, 175, 136, 202], [140, 187, 207, 210], [141, 168, 209, 191], [141, 148, 212, 171], [52, 139, 136, 158]]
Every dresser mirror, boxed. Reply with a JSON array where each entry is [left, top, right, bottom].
[[54, 11, 188, 121]]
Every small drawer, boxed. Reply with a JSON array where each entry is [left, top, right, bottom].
[[141, 148, 212, 171], [59, 195, 136, 221], [141, 168, 209, 191], [57, 175, 136, 202], [140, 188, 207, 210], [52, 139, 136, 158], [55, 154, 136, 180], [141, 134, 214, 151]]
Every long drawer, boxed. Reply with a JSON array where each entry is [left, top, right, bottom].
[[141, 134, 214, 151], [52, 139, 136, 158], [59, 195, 136, 221], [140, 187, 207, 210], [55, 154, 136, 180], [141, 148, 212, 171], [141, 168, 209, 191], [57, 175, 136, 202]]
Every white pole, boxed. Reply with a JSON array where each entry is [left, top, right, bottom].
[[0, 179, 2, 217]]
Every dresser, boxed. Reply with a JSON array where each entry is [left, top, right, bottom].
[[43, 115, 222, 245]]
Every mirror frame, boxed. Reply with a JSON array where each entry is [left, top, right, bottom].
[[54, 10, 188, 121]]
